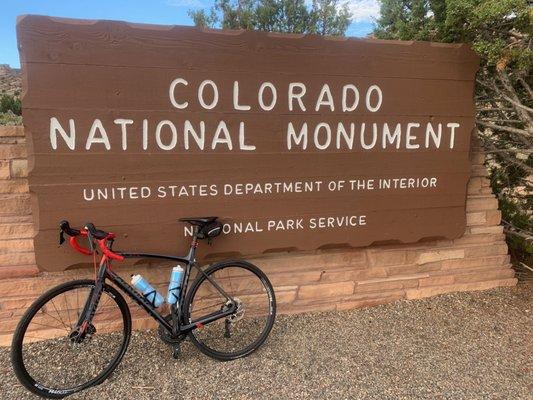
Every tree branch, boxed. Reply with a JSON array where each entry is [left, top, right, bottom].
[[518, 77, 533, 99], [497, 70, 533, 119], [484, 148, 533, 155], [476, 120, 532, 137]]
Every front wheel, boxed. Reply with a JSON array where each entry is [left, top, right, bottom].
[[185, 260, 276, 361], [11, 279, 131, 398]]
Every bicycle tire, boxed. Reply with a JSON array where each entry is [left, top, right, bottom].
[[11, 279, 131, 398], [184, 260, 276, 361]]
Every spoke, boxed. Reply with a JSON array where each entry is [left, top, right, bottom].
[[193, 301, 224, 315], [226, 268, 235, 297], [28, 320, 69, 330], [63, 293, 73, 330], [98, 295, 112, 310], [49, 298, 70, 331], [41, 310, 70, 333]]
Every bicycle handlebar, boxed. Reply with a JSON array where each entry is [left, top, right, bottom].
[[59, 220, 80, 237], [59, 220, 124, 261]]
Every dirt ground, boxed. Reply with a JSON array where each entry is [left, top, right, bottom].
[[1, 284, 531, 400]]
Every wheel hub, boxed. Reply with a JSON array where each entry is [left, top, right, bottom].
[[225, 298, 245, 323]]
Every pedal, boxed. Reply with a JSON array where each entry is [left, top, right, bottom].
[[172, 343, 181, 359]]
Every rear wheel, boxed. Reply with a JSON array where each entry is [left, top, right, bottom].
[[11, 279, 131, 398], [185, 260, 276, 361]]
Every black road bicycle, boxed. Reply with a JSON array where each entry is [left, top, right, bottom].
[[11, 217, 276, 398]]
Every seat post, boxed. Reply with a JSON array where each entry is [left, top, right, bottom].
[[187, 225, 199, 260]]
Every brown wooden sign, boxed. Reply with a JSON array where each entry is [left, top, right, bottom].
[[17, 15, 479, 271]]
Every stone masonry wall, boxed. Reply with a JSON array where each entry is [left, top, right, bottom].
[[0, 126, 517, 345]]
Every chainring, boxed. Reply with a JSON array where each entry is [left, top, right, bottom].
[[157, 314, 186, 344]]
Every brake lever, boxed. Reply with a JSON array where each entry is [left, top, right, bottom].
[[86, 230, 96, 253]]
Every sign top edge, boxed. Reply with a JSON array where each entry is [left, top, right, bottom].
[[16, 14, 477, 54]]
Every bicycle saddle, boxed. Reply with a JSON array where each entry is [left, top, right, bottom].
[[178, 216, 218, 226]]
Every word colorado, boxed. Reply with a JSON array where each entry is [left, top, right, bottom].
[[48, 79, 461, 152]]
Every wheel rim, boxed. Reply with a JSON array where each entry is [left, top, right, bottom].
[[17, 283, 128, 394], [188, 264, 275, 357]]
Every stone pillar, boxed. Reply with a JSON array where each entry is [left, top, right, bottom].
[[0, 126, 38, 279]]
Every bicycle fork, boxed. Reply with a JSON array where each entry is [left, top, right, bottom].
[[70, 258, 108, 343]]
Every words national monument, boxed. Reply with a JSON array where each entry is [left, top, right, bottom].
[[17, 15, 480, 272]]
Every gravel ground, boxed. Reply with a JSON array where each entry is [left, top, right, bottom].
[[1, 284, 531, 400]]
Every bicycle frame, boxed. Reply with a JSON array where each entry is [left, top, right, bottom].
[[78, 230, 237, 340]]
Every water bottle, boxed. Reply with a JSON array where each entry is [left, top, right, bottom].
[[131, 274, 164, 308], [167, 266, 184, 305]]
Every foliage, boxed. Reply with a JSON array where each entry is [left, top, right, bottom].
[[375, 0, 532, 267], [0, 110, 23, 126], [189, 0, 352, 35], [0, 93, 21, 116]]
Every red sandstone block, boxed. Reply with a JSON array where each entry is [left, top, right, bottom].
[[464, 243, 508, 258], [467, 178, 482, 194], [466, 197, 499, 212], [0, 179, 29, 194], [469, 152, 485, 165], [0, 309, 14, 320], [366, 249, 407, 267], [0, 251, 36, 266], [0, 333, 12, 346], [10, 159, 28, 178], [440, 255, 510, 271], [337, 291, 405, 311], [453, 268, 515, 284], [0, 144, 27, 160], [278, 300, 337, 315], [466, 212, 486, 226], [0, 195, 31, 215], [0, 276, 66, 297], [470, 225, 503, 235], [418, 275, 456, 287], [320, 267, 388, 283], [470, 165, 489, 177], [0, 238, 34, 253], [355, 278, 418, 293], [258, 249, 367, 274], [268, 270, 322, 287], [0, 214, 33, 224], [0, 295, 38, 311], [322, 249, 367, 268], [0, 265, 39, 280], [416, 249, 464, 265], [297, 281, 355, 300], [452, 233, 505, 246], [0, 162, 9, 180], [405, 278, 517, 299], [386, 262, 442, 276], [0, 126, 24, 137], [0, 223, 34, 239], [272, 287, 298, 305], [132, 316, 158, 331], [480, 177, 491, 188], [485, 210, 502, 226], [358, 273, 429, 285]]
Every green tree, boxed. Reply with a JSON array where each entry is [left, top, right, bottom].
[[188, 0, 352, 35], [0, 94, 22, 116], [375, 0, 533, 269]]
